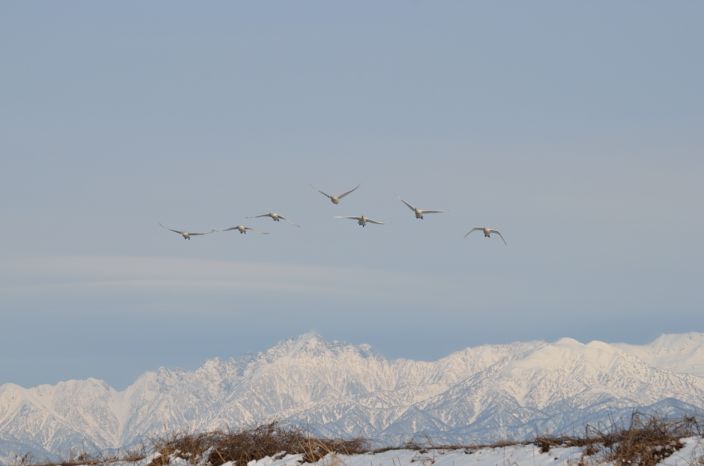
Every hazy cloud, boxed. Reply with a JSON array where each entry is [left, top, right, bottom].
[[1, 255, 441, 300]]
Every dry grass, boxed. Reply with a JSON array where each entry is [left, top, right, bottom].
[[13, 449, 145, 466], [532, 413, 700, 465], [375, 413, 702, 465], [598, 414, 697, 465], [147, 422, 367, 466]]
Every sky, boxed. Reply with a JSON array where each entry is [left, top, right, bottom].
[[1, 1, 703, 389]]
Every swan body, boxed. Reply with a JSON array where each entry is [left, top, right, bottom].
[[400, 199, 444, 219], [464, 227, 507, 245], [220, 225, 266, 235], [159, 223, 214, 240], [336, 215, 384, 227], [316, 184, 360, 205], [248, 212, 300, 227]]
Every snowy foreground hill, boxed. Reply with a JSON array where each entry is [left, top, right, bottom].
[[2, 332, 704, 463], [104, 438, 704, 466]]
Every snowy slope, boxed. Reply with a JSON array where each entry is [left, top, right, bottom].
[[32, 438, 702, 466], [221, 438, 704, 466], [1, 333, 703, 463], [617, 333, 704, 377]]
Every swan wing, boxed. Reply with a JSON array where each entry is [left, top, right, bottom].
[[280, 216, 301, 227], [159, 223, 184, 235], [337, 184, 360, 199], [491, 230, 508, 245], [464, 227, 482, 238], [400, 199, 416, 211], [310, 184, 332, 199]]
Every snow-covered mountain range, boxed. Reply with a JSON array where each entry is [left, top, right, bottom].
[[2, 332, 704, 464]]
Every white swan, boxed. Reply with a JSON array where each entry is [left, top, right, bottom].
[[247, 212, 300, 227], [219, 225, 269, 235], [159, 223, 214, 240], [464, 227, 507, 245], [400, 199, 444, 219], [335, 215, 384, 227], [314, 184, 360, 205]]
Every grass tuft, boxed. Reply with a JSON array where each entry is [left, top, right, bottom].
[[148, 422, 367, 466]]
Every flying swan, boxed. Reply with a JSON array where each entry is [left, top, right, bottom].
[[400, 199, 444, 219], [464, 227, 507, 245], [219, 225, 269, 235], [159, 223, 214, 240], [314, 184, 360, 205], [247, 212, 300, 227], [335, 215, 384, 227]]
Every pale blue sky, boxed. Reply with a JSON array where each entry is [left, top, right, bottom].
[[1, 2, 703, 388]]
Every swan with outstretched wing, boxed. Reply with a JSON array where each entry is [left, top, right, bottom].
[[464, 227, 507, 245], [219, 225, 269, 235], [247, 212, 300, 227], [335, 215, 384, 227], [400, 199, 444, 219], [314, 184, 360, 205], [159, 223, 214, 240]]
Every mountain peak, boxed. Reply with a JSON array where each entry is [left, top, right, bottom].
[[263, 332, 336, 358], [256, 333, 379, 365], [295, 330, 325, 344], [554, 337, 582, 347], [650, 332, 704, 348], [615, 332, 704, 377]]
